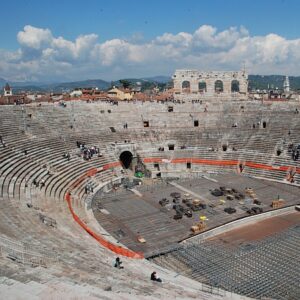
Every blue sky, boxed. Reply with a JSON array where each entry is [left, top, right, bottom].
[[2, 0, 299, 48], [1, 0, 300, 81]]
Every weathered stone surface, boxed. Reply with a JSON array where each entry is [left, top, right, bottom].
[[173, 69, 248, 100]]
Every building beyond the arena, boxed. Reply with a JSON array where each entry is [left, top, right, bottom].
[[173, 69, 248, 100]]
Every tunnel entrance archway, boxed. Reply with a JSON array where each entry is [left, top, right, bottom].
[[119, 151, 133, 169]]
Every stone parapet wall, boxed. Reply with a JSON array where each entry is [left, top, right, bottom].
[[173, 93, 246, 101], [173, 69, 248, 100], [184, 206, 295, 244]]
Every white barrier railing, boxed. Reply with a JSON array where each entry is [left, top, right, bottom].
[[0, 234, 58, 267]]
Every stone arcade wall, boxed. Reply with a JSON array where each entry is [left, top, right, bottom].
[[173, 69, 248, 101]]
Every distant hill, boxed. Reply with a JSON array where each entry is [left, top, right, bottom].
[[2, 74, 300, 93], [1, 79, 111, 93], [142, 76, 171, 83], [117, 76, 171, 84], [0, 78, 6, 87], [12, 85, 48, 93], [113, 77, 172, 92], [0, 75, 172, 93], [44, 79, 111, 92], [248, 75, 300, 91]]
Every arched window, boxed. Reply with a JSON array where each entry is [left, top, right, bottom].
[[182, 81, 191, 93], [215, 80, 223, 93], [198, 81, 207, 93], [231, 80, 240, 92]]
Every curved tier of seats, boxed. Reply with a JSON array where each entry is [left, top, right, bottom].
[[0, 100, 299, 298]]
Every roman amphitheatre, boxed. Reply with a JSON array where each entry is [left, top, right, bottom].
[[0, 70, 299, 300]]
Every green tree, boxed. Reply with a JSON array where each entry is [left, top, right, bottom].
[[119, 80, 131, 89]]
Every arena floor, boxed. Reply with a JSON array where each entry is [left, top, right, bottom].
[[209, 211, 300, 245], [92, 173, 300, 257]]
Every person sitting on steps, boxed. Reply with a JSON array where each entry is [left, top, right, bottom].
[[151, 271, 162, 282], [114, 257, 124, 269]]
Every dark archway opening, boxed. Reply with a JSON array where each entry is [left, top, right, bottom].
[[239, 164, 244, 173], [182, 81, 191, 93], [231, 80, 240, 92], [222, 144, 228, 151], [120, 151, 133, 169], [198, 81, 207, 93], [215, 80, 224, 93]]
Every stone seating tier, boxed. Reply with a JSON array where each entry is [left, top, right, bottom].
[[0, 100, 299, 299]]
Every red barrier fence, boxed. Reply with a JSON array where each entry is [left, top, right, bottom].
[[65, 193, 143, 258], [143, 158, 300, 174], [65, 163, 144, 259], [103, 161, 121, 170], [69, 168, 98, 190]]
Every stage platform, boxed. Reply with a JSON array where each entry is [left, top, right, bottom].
[[92, 173, 300, 257]]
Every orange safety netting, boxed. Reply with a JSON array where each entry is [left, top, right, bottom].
[[103, 161, 121, 170], [69, 168, 98, 190], [65, 166, 144, 259], [143, 157, 300, 174]]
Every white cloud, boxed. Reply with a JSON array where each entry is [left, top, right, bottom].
[[52, 33, 98, 62], [17, 25, 53, 50], [156, 32, 193, 48], [193, 25, 248, 51], [1, 24, 300, 81]]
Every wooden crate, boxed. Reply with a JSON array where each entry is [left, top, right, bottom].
[[191, 222, 206, 234], [271, 199, 285, 208]]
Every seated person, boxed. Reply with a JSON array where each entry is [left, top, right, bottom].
[[114, 257, 124, 269], [151, 271, 162, 282]]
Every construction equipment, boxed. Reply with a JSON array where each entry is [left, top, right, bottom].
[[271, 199, 285, 208], [192, 199, 201, 205], [191, 221, 206, 234], [224, 207, 236, 214], [137, 236, 146, 243]]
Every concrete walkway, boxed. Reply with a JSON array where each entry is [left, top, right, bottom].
[[129, 188, 143, 197], [168, 181, 211, 203]]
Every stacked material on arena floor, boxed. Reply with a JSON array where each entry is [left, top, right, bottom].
[[92, 174, 300, 257]]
